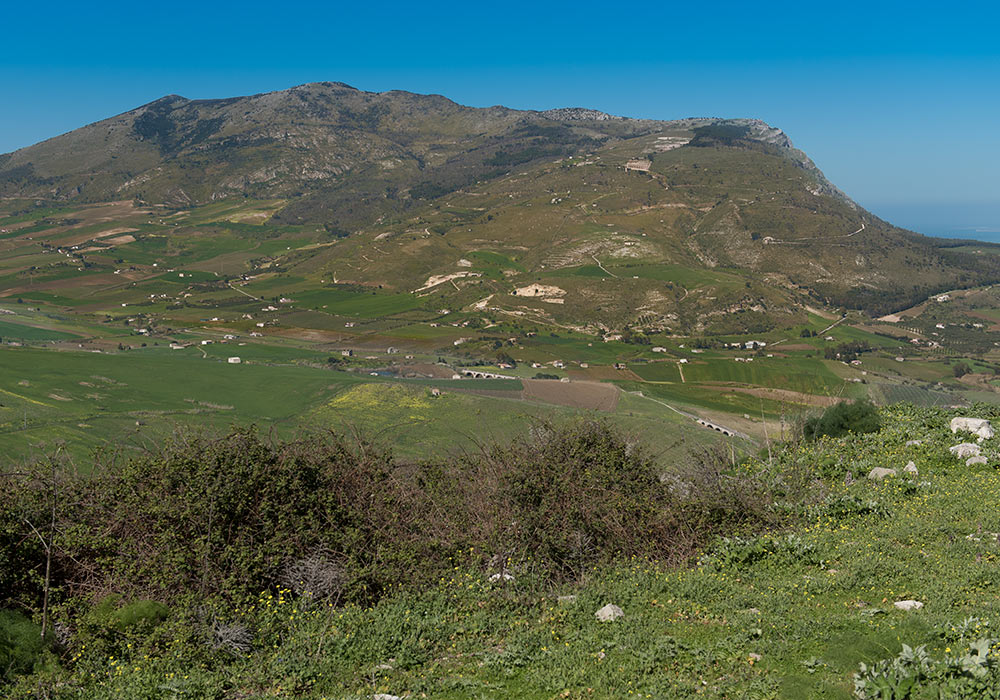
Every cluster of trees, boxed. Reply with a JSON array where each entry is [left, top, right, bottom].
[[823, 340, 873, 362]]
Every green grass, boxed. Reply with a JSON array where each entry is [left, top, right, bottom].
[[10, 405, 1000, 698], [633, 356, 844, 395], [619, 380, 788, 419], [626, 361, 682, 382], [0, 346, 724, 466], [0, 319, 80, 341], [0, 347, 363, 463]]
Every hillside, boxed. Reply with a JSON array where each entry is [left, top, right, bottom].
[[5, 406, 1000, 698], [3, 82, 999, 322]]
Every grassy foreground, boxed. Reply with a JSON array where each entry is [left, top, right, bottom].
[[4, 406, 1000, 698]]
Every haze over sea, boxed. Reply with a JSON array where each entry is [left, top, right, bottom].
[[869, 203, 1000, 244]]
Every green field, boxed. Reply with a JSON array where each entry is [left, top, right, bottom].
[[633, 356, 845, 395], [0, 319, 81, 341], [0, 346, 729, 465]]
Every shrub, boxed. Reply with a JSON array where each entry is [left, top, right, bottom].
[[803, 400, 881, 440], [0, 610, 47, 682], [87, 597, 169, 632], [0, 422, 783, 609]]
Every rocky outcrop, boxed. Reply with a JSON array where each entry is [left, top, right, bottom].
[[950, 443, 982, 459], [595, 604, 624, 622], [950, 417, 994, 440]]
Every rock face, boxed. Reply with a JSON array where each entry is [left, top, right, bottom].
[[950, 443, 982, 459], [595, 604, 624, 622], [903, 461, 918, 475], [966, 455, 989, 466], [868, 467, 897, 481], [905, 439, 923, 446], [893, 600, 924, 611], [951, 417, 994, 440]]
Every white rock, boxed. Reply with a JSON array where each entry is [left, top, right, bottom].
[[867, 467, 897, 481], [950, 443, 982, 458], [557, 595, 578, 604], [951, 417, 994, 440], [488, 572, 514, 582], [893, 600, 924, 611], [905, 440, 923, 446], [373, 695, 400, 700], [966, 455, 988, 466], [903, 461, 918, 475], [595, 604, 624, 622]]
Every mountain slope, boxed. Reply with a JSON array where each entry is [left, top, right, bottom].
[[0, 82, 673, 225], [2, 82, 998, 323]]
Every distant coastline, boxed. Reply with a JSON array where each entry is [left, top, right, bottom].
[[868, 202, 1000, 244]]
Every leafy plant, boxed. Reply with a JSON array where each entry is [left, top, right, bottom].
[[804, 400, 881, 440]]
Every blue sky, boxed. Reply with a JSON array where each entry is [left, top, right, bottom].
[[2, 0, 999, 231]]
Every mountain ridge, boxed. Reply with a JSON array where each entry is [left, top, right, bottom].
[[2, 81, 999, 324]]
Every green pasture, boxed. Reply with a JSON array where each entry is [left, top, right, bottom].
[[0, 319, 81, 341], [633, 356, 844, 395]]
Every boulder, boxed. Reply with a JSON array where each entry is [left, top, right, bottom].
[[905, 439, 923, 446], [966, 455, 988, 466], [595, 604, 624, 622], [951, 417, 994, 440], [867, 467, 897, 481], [903, 461, 918, 475], [950, 443, 982, 459], [557, 595, 578, 605], [893, 600, 923, 611]]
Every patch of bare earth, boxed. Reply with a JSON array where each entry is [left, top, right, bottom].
[[521, 379, 619, 411], [568, 366, 643, 381], [704, 385, 839, 407], [957, 373, 999, 392]]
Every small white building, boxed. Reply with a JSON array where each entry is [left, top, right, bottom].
[[228, 357, 242, 364], [652, 346, 667, 353]]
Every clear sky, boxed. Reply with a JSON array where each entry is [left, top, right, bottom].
[[2, 0, 999, 231]]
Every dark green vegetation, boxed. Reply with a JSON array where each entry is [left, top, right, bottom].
[[4, 406, 1000, 698], [803, 399, 882, 440]]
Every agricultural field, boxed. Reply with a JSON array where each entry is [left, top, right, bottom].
[[3, 196, 1000, 460], [0, 344, 732, 465]]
